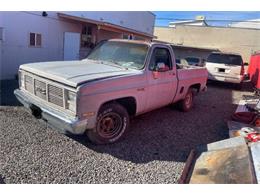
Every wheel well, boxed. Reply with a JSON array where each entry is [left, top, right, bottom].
[[101, 97, 137, 116], [190, 83, 201, 92]]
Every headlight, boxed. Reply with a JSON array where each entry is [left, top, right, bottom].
[[19, 70, 24, 88], [66, 90, 76, 112]]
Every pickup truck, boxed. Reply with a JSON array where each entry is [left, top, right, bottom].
[[14, 39, 208, 144]]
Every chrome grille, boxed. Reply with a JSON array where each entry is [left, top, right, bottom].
[[48, 84, 64, 107], [34, 79, 47, 100], [24, 75, 33, 93], [23, 73, 66, 108]]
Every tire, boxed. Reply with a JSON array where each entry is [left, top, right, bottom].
[[179, 88, 194, 112], [87, 103, 129, 144]]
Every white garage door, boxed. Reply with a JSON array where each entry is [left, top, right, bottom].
[[63, 32, 80, 61]]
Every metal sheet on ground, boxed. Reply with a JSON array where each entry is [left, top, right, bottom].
[[205, 136, 246, 151], [250, 142, 260, 183], [189, 145, 255, 184]]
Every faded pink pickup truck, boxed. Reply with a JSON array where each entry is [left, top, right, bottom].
[[14, 39, 208, 144]]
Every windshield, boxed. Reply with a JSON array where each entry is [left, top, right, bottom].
[[87, 41, 149, 70], [207, 53, 243, 65]]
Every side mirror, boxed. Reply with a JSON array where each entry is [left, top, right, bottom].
[[244, 62, 249, 66]]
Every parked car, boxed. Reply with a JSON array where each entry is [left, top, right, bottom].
[[206, 52, 245, 84], [14, 39, 208, 144], [175, 58, 189, 66], [185, 56, 205, 67]]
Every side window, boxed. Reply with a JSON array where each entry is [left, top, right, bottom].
[[149, 47, 172, 71]]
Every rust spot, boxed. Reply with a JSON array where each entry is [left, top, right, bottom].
[[196, 168, 210, 175]]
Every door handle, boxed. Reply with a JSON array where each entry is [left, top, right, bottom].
[[137, 88, 145, 92]]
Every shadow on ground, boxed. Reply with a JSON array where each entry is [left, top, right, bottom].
[[0, 79, 21, 106], [1, 79, 247, 164], [67, 83, 239, 163], [207, 80, 254, 93]]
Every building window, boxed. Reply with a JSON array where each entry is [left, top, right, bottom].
[[123, 34, 129, 39], [81, 26, 94, 48], [29, 33, 42, 47], [122, 34, 134, 40]]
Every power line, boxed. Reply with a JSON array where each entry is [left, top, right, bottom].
[[156, 17, 260, 23]]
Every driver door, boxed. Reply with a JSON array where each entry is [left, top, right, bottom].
[[145, 46, 178, 111]]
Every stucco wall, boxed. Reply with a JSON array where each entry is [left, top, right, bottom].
[[1, 11, 82, 80], [154, 26, 260, 63], [98, 29, 122, 41], [172, 47, 217, 61]]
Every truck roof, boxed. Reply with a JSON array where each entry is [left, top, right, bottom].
[[210, 51, 242, 56], [107, 39, 166, 47]]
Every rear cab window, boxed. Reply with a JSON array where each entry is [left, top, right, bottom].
[[185, 57, 200, 65], [207, 53, 243, 66]]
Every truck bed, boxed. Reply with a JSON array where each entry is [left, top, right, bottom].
[[172, 65, 208, 102]]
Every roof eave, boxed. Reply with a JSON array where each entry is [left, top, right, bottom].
[[58, 12, 154, 39]]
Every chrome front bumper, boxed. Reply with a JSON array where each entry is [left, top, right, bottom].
[[14, 89, 87, 134]]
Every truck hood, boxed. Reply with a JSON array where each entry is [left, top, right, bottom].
[[20, 60, 140, 87]]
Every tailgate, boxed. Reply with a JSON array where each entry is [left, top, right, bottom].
[[206, 62, 242, 76]]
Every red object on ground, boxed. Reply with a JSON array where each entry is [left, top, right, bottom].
[[248, 52, 260, 89], [246, 133, 260, 142], [231, 112, 257, 124]]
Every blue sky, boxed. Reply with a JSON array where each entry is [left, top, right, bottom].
[[153, 11, 260, 27]]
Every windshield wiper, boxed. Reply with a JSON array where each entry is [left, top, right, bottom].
[[85, 58, 130, 70]]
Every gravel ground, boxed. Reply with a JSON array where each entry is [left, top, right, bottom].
[[0, 81, 254, 183]]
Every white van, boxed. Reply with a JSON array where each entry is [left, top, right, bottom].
[[206, 52, 245, 84]]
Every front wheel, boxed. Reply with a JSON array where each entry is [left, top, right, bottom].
[[179, 88, 194, 112], [87, 103, 129, 144]]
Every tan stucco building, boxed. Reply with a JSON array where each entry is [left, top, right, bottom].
[[154, 25, 260, 63]]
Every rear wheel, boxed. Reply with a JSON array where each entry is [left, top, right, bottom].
[[87, 103, 129, 144], [179, 88, 194, 112]]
